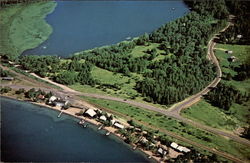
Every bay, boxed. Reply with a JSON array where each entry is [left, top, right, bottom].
[[23, 1, 189, 57], [1, 97, 151, 162]]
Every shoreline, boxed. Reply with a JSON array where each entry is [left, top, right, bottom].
[[1, 94, 160, 163]]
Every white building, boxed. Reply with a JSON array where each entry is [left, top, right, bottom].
[[49, 96, 57, 103], [85, 109, 97, 117], [114, 122, 124, 129], [99, 115, 107, 121], [170, 142, 179, 149]]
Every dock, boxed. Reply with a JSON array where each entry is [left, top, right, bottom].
[[98, 125, 103, 130], [57, 111, 63, 118]]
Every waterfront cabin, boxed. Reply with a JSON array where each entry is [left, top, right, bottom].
[[49, 96, 57, 103], [157, 148, 167, 156], [85, 109, 97, 118], [99, 115, 107, 121], [111, 119, 116, 125], [53, 100, 69, 108], [1, 77, 14, 81], [114, 122, 125, 129]]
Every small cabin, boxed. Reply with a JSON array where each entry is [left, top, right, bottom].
[[225, 50, 233, 54]]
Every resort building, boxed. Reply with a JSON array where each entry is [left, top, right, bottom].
[[170, 142, 179, 149], [114, 122, 125, 129], [99, 115, 107, 121], [85, 109, 97, 118], [49, 96, 57, 103]]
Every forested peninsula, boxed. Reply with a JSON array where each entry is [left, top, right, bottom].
[[2, 0, 230, 106]]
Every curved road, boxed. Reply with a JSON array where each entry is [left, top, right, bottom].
[[1, 17, 250, 152]]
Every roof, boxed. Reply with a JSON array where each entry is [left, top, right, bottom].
[[111, 119, 116, 125], [99, 115, 107, 121], [182, 147, 191, 153], [85, 109, 97, 117], [158, 148, 163, 154], [114, 122, 124, 129], [49, 96, 57, 102], [170, 142, 179, 149]]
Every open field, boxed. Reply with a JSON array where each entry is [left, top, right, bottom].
[[181, 100, 241, 131], [81, 96, 250, 161], [182, 43, 250, 135], [0, 1, 56, 57]]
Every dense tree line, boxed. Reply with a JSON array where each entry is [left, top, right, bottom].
[[216, 1, 250, 45], [205, 83, 249, 111], [15, 0, 234, 106], [18, 55, 96, 85]]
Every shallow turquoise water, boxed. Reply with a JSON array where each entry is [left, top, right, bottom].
[[23, 1, 189, 57], [1, 97, 151, 162]]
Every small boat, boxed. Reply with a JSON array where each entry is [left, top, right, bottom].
[[43, 46, 47, 49], [133, 146, 137, 150], [172, 7, 175, 10], [148, 156, 152, 159], [126, 36, 131, 40], [83, 124, 88, 128], [105, 132, 110, 136], [78, 120, 85, 125]]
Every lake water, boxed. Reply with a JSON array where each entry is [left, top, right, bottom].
[[1, 97, 151, 162], [22, 1, 189, 57]]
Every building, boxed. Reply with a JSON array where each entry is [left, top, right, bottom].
[[237, 34, 243, 39], [99, 115, 107, 121], [228, 56, 236, 62], [170, 142, 179, 150], [49, 96, 57, 103], [225, 50, 233, 54], [114, 122, 124, 129], [111, 119, 116, 125], [157, 148, 167, 156], [54, 100, 69, 108], [85, 109, 97, 118]]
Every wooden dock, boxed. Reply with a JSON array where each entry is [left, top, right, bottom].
[[57, 111, 63, 118]]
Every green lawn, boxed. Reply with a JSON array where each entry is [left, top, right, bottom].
[[181, 100, 241, 131], [129, 43, 167, 61], [182, 43, 250, 132], [0, 1, 56, 57], [81, 96, 250, 161]]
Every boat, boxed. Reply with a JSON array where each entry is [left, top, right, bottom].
[[83, 124, 88, 128], [105, 132, 110, 136], [78, 119, 85, 125], [126, 36, 131, 40]]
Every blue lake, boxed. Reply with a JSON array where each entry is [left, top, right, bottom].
[[23, 1, 189, 57], [1, 97, 152, 162]]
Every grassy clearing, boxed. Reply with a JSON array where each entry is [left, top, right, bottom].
[[129, 43, 167, 61], [181, 100, 241, 131], [81, 96, 250, 161], [182, 43, 250, 133], [0, 1, 56, 57]]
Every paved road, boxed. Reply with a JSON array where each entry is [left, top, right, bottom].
[[1, 18, 250, 161]]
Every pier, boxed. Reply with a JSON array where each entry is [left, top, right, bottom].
[[57, 111, 63, 118]]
